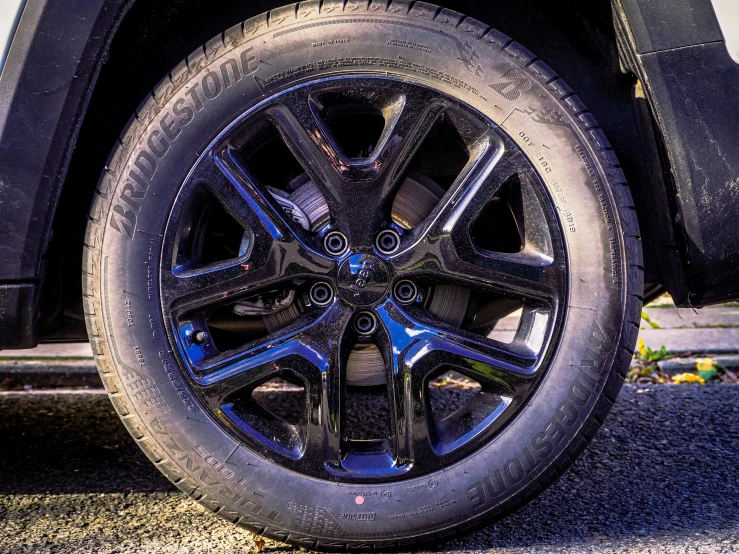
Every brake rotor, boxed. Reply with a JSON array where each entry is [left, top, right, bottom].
[[267, 186, 311, 230], [263, 301, 303, 333], [346, 343, 386, 386], [426, 284, 471, 328], [289, 179, 330, 231], [391, 170, 445, 230]]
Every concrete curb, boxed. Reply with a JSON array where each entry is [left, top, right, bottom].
[[638, 328, 739, 355], [657, 355, 739, 376], [0, 359, 100, 390]]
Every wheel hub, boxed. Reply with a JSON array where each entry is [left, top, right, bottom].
[[336, 253, 390, 306]]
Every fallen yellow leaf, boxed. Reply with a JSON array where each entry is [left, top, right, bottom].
[[695, 357, 716, 372], [672, 373, 705, 384], [637, 337, 647, 357]]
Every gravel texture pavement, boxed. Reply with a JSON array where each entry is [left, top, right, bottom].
[[1, 384, 738, 553]]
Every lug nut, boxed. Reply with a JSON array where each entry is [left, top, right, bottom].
[[324, 231, 349, 256], [309, 282, 334, 307], [193, 331, 209, 345], [354, 311, 378, 335], [376, 229, 400, 255], [394, 280, 418, 304]]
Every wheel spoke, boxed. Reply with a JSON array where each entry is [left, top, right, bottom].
[[192, 327, 306, 404], [163, 147, 335, 313], [430, 390, 513, 456], [378, 299, 536, 376], [442, 242, 559, 300], [195, 302, 351, 411], [376, 299, 536, 466], [393, 233, 558, 301], [269, 96, 392, 245], [446, 142, 537, 234], [403, 131, 505, 248], [390, 364, 435, 468], [268, 90, 448, 245], [212, 148, 299, 242], [391, 131, 562, 300], [374, 302, 435, 466], [266, 98, 348, 218], [162, 240, 332, 313], [296, 302, 353, 468], [442, 144, 559, 260], [372, 95, 447, 200]]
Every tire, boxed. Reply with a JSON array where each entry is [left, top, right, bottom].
[[83, 1, 643, 549]]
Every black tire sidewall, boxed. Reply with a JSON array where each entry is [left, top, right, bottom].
[[93, 9, 629, 545]]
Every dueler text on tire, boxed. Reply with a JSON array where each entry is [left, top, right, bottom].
[[83, 1, 643, 549]]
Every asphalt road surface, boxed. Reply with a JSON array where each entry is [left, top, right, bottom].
[[1, 385, 738, 554]]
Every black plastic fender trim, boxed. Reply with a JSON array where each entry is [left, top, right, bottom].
[[0, 0, 132, 282]]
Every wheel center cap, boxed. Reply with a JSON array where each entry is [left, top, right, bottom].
[[337, 254, 389, 306]]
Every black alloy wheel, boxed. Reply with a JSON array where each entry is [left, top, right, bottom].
[[161, 77, 566, 480]]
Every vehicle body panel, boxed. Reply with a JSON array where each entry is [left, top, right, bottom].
[[618, 0, 739, 305], [0, 0, 27, 74], [0, 0, 129, 346], [711, 0, 739, 64]]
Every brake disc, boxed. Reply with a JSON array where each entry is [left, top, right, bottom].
[[425, 284, 471, 328], [263, 300, 303, 334], [346, 343, 386, 387], [288, 179, 330, 231], [391, 170, 445, 230], [267, 186, 311, 230]]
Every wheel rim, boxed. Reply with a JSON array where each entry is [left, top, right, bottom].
[[159, 75, 567, 482]]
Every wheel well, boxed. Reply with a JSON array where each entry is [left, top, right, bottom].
[[42, 0, 655, 340]]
